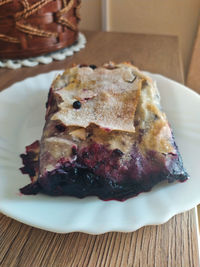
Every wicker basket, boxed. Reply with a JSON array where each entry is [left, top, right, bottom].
[[0, 0, 81, 59]]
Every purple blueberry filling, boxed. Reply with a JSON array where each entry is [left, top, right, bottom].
[[20, 142, 188, 201], [20, 141, 39, 180]]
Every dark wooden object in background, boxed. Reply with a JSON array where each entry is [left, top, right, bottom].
[[0, 31, 199, 267], [0, 0, 80, 59]]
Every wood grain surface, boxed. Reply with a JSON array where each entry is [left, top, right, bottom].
[[0, 31, 199, 267], [0, 210, 199, 267]]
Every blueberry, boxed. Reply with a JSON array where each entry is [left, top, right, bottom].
[[73, 168, 78, 176], [56, 169, 66, 175], [72, 146, 77, 155], [89, 64, 97, 70], [82, 151, 89, 158], [154, 114, 159, 120], [112, 149, 124, 157], [73, 101, 81, 109], [55, 124, 66, 132], [85, 172, 96, 185]]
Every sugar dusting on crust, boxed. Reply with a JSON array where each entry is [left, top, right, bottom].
[[51, 65, 142, 132]]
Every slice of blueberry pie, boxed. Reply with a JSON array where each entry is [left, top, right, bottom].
[[20, 62, 189, 201]]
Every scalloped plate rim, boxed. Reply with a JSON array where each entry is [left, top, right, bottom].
[[0, 70, 200, 234]]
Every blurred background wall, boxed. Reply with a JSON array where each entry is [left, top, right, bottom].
[[79, 0, 200, 76], [80, 0, 102, 30]]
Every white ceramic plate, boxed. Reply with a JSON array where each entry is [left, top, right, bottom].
[[0, 71, 200, 234]]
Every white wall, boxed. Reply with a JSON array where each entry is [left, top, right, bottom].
[[80, 0, 200, 75], [79, 0, 101, 30]]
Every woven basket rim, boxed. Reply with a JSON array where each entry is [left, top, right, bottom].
[[0, 0, 81, 59]]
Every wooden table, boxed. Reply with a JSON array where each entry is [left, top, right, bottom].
[[0, 31, 199, 267]]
